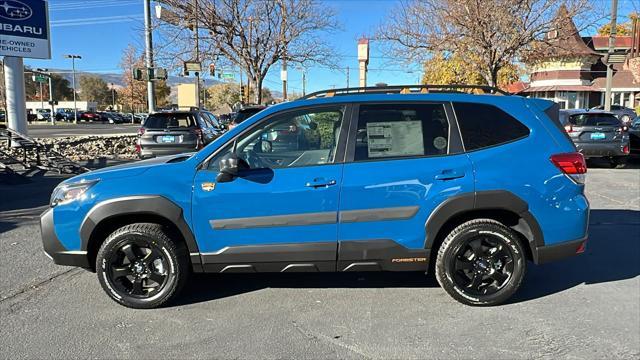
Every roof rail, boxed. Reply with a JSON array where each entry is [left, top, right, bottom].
[[300, 84, 510, 100]]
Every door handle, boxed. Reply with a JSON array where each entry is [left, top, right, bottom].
[[305, 178, 337, 188], [434, 170, 465, 181]]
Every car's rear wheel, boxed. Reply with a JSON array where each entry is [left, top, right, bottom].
[[96, 223, 189, 309], [435, 219, 526, 306], [609, 156, 627, 168]]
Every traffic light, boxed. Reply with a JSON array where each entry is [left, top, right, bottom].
[[132, 68, 144, 81], [209, 63, 215, 77], [240, 85, 246, 103]]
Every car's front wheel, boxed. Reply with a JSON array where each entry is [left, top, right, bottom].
[[435, 219, 527, 306], [96, 223, 189, 309]]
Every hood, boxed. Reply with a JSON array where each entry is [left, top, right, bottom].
[[63, 153, 194, 184]]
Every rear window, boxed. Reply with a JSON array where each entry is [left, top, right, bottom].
[[569, 114, 621, 127], [454, 102, 530, 151], [233, 108, 264, 124], [144, 113, 196, 128]]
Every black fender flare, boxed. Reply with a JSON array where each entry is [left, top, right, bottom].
[[79, 195, 201, 268], [424, 190, 544, 262]]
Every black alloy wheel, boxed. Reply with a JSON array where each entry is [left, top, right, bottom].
[[449, 235, 515, 297], [106, 240, 169, 298], [435, 219, 527, 306], [96, 223, 189, 309]]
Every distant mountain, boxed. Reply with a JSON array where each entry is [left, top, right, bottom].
[[47, 69, 222, 88]]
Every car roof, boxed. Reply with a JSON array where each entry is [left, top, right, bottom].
[[560, 108, 616, 115]]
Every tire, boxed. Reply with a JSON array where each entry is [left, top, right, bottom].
[[96, 223, 189, 309], [610, 156, 627, 169], [435, 219, 527, 306]]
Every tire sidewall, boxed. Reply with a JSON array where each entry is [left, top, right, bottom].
[[437, 222, 526, 306], [96, 229, 182, 308]]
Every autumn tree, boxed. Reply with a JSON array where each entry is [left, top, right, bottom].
[[157, 0, 337, 104], [378, 0, 596, 87], [421, 53, 521, 89], [598, 13, 638, 36], [206, 83, 241, 110], [79, 75, 111, 106]]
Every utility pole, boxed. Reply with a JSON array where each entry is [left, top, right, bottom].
[[279, 0, 288, 101], [48, 75, 55, 122], [194, 0, 201, 110], [64, 54, 81, 124], [144, 0, 156, 113], [604, 0, 618, 111], [110, 83, 116, 109], [302, 68, 306, 97]]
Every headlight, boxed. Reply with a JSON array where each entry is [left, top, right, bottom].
[[50, 179, 99, 207]]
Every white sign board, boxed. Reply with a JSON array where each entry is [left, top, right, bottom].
[[0, 0, 51, 59], [366, 121, 424, 158]]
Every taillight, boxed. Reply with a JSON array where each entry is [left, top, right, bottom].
[[137, 127, 145, 136], [550, 152, 587, 184], [623, 145, 630, 154], [564, 124, 574, 133]]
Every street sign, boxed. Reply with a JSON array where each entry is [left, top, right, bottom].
[[32, 74, 47, 83], [0, 0, 51, 59], [221, 73, 234, 80]]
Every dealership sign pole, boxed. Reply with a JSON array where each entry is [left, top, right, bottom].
[[0, 0, 51, 138]]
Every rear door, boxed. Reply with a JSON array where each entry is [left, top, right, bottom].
[[336, 102, 474, 271]]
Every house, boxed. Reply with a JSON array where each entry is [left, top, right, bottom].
[[517, 6, 640, 110]]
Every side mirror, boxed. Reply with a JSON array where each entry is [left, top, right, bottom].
[[216, 153, 250, 183]]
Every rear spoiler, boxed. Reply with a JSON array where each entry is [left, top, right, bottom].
[[527, 98, 560, 124]]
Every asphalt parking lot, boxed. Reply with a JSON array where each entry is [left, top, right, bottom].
[[0, 162, 638, 359]]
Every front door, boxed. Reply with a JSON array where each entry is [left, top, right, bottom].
[[337, 102, 474, 271], [192, 105, 348, 273]]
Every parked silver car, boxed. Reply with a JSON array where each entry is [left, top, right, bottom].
[[136, 111, 224, 158]]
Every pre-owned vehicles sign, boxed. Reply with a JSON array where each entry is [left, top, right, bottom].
[[0, 0, 50, 59]]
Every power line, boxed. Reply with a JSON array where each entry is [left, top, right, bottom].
[[49, 0, 137, 11]]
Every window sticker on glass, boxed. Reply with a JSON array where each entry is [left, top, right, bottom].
[[366, 121, 424, 158]]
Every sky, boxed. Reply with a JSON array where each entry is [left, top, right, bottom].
[[26, 0, 640, 95]]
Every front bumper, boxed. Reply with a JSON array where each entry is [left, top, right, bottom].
[[575, 141, 629, 158], [40, 208, 90, 268], [534, 236, 588, 264]]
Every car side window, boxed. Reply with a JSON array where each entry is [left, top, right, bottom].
[[208, 106, 345, 171], [207, 113, 221, 128], [454, 102, 530, 151], [353, 103, 450, 161]]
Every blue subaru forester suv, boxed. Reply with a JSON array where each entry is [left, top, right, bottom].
[[41, 85, 589, 308]]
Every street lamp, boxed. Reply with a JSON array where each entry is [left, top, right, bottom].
[[64, 54, 81, 124]]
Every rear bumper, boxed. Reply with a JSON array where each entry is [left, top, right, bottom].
[[40, 208, 90, 268], [534, 236, 587, 264], [575, 141, 629, 158]]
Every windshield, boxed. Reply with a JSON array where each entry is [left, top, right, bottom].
[[568, 114, 620, 127], [144, 113, 196, 129]]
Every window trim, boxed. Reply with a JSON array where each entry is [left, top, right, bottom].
[[343, 101, 463, 164], [198, 104, 353, 171], [451, 101, 531, 153]]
